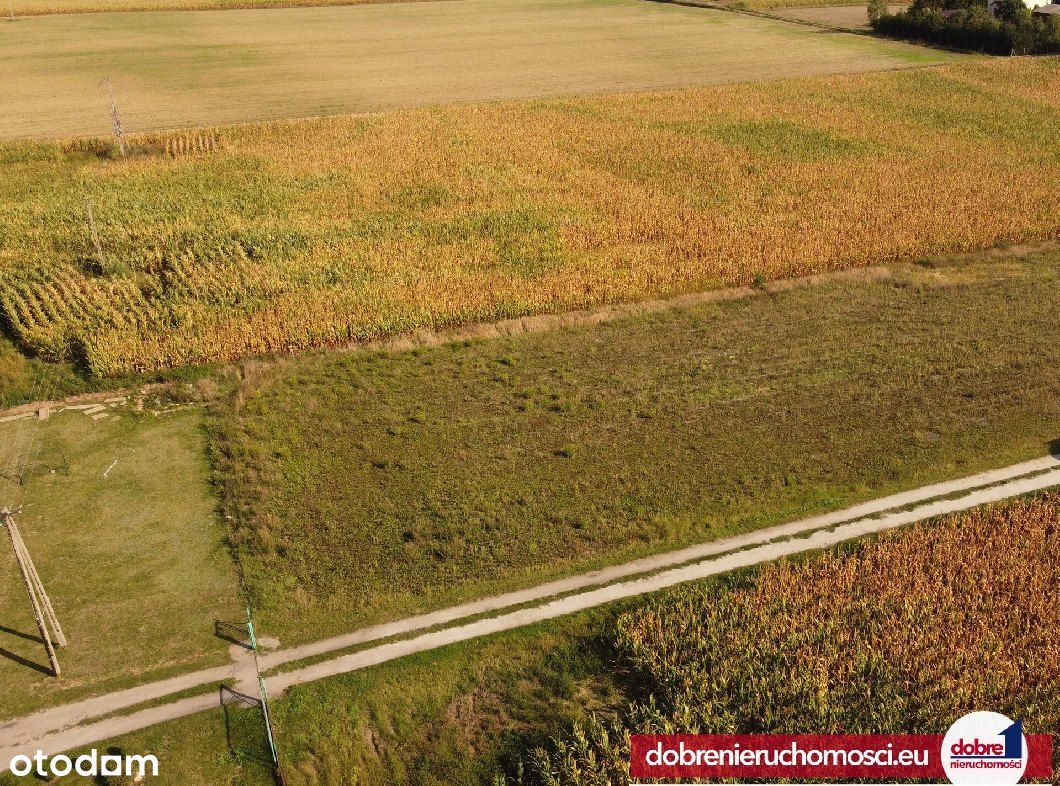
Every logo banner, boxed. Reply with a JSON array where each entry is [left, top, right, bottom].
[[630, 732, 1054, 782]]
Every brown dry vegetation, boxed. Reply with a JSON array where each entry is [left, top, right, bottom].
[[1, 58, 1057, 375], [518, 494, 1060, 783]]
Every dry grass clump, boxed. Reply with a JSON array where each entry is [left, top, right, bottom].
[[1, 59, 1058, 375]]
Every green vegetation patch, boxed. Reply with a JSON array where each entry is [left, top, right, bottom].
[[20, 610, 624, 786], [215, 247, 1060, 644], [0, 407, 242, 718], [701, 118, 876, 159]]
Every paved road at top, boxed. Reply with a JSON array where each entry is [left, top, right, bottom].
[[2, 453, 1058, 768]]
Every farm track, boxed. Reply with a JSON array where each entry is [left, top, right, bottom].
[[2, 453, 1059, 768]]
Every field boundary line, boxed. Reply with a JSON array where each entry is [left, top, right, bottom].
[[0, 384, 169, 420], [263, 240, 1058, 375], [646, 0, 874, 34], [1, 453, 1058, 767], [2, 248, 1056, 416]]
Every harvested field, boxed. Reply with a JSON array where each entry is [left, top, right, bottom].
[[0, 0, 945, 140], [7, 0, 428, 16], [774, 4, 907, 29], [2, 58, 1058, 375], [215, 247, 1060, 643]]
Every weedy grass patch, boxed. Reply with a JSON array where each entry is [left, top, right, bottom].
[[0, 407, 242, 718], [214, 247, 1060, 644]]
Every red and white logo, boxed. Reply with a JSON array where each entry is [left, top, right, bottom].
[[941, 711, 1028, 785]]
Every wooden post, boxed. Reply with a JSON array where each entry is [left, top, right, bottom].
[[1, 508, 63, 676], [11, 523, 66, 646]]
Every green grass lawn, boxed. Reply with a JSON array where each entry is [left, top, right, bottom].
[[216, 245, 1060, 645], [0, 406, 242, 718], [0, 334, 86, 411], [0, 703, 273, 786]]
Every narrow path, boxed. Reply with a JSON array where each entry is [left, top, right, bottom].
[[1, 454, 1058, 767]]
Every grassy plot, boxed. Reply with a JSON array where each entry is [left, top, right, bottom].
[[9, 57, 1060, 376], [0, 407, 242, 718], [216, 246, 1060, 644], [0, 335, 88, 411], [0, 704, 274, 786], [30, 496, 1060, 785], [0, 0, 940, 140]]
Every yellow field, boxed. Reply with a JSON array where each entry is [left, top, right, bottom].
[[1, 57, 1058, 375]]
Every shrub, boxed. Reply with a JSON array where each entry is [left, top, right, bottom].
[[873, 0, 1060, 54]]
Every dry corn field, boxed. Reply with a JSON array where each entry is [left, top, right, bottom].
[[1, 58, 1058, 376], [515, 495, 1060, 784]]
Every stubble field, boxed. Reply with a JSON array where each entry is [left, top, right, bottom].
[[0, 0, 942, 139], [6, 0, 428, 16]]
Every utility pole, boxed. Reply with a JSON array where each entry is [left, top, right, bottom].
[[101, 77, 127, 157], [1, 508, 65, 677]]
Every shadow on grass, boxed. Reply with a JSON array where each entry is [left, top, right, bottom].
[[0, 622, 44, 645], [214, 619, 252, 650], [1049, 438, 1060, 458], [218, 685, 272, 766], [0, 645, 51, 676]]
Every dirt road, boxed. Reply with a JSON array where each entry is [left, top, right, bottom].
[[2, 454, 1058, 767]]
